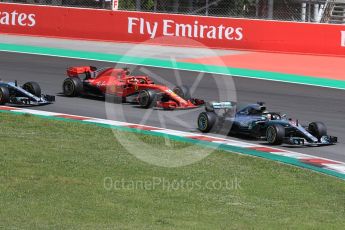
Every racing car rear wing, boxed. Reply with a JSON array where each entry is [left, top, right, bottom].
[[67, 66, 98, 77], [205, 101, 235, 112]]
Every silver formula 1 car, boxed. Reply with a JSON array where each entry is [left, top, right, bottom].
[[197, 102, 337, 146], [0, 81, 55, 106]]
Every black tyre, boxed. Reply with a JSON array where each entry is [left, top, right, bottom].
[[23, 81, 41, 97], [198, 112, 217, 133], [266, 124, 285, 145], [63, 77, 83, 97], [308, 122, 327, 139], [173, 85, 191, 100], [0, 86, 10, 105], [138, 89, 157, 108]]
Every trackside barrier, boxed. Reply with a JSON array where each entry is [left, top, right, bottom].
[[0, 2, 344, 56]]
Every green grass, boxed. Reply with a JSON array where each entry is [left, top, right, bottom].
[[0, 113, 344, 229]]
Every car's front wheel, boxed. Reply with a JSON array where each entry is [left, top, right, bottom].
[[138, 89, 157, 108], [266, 124, 285, 145], [308, 122, 327, 140], [23, 81, 41, 97], [198, 112, 217, 133], [173, 85, 191, 100]]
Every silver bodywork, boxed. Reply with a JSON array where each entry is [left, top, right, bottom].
[[0, 81, 54, 105]]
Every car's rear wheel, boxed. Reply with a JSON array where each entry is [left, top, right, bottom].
[[266, 124, 285, 145], [0, 86, 10, 105], [198, 112, 217, 133], [308, 122, 327, 140], [63, 77, 83, 97], [23, 81, 41, 97], [173, 85, 191, 100], [138, 89, 157, 108]]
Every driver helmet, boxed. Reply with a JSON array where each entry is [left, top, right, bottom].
[[267, 114, 272, 120]]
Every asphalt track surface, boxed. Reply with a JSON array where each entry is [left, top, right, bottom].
[[1, 52, 345, 162]]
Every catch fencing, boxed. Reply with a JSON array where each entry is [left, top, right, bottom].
[[0, 0, 328, 22]]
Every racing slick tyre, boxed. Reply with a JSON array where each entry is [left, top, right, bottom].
[[0, 86, 10, 105], [173, 85, 191, 100], [266, 124, 285, 145], [138, 89, 157, 108], [63, 77, 83, 97], [308, 122, 327, 140], [198, 112, 217, 133], [23, 81, 41, 97]]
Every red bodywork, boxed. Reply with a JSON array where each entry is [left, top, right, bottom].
[[66, 66, 204, 110]]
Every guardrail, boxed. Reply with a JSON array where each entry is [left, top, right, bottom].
[[0, 0, 337, 23]]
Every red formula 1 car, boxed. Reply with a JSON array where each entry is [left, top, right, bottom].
[[62, 66, 204, 110]]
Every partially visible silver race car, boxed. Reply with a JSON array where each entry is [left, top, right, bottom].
[[198, 101, 338, 146], [0, 80, 55, 106]]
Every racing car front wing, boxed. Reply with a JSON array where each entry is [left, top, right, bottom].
[[11, 94, 55, 105], [284, 136, 338, 146]]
